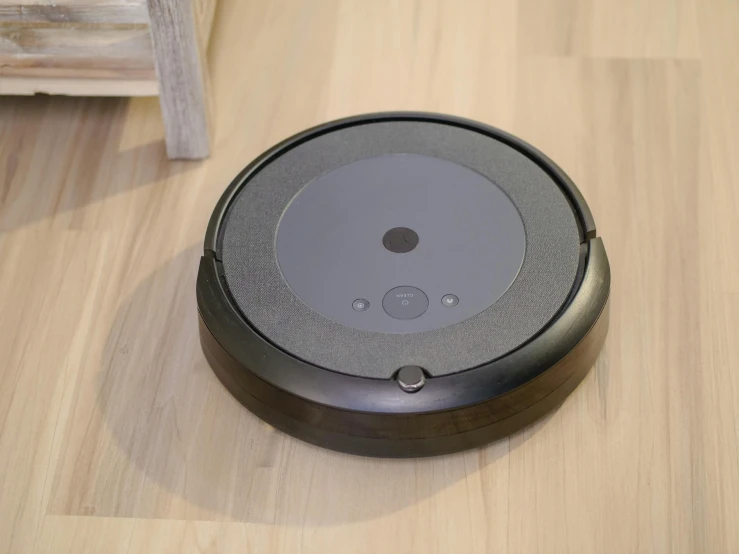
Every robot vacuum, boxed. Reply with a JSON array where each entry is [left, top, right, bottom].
[[197, 112, 610, 457]]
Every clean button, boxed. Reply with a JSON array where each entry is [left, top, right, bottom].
[[382, 286, 429, 319]]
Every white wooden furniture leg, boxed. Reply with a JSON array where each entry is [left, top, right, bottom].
[[147, 0, 212, 159]]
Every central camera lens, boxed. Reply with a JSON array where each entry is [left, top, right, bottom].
[[382, 227, 419, 253]]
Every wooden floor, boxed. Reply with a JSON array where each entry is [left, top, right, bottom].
[[2, 0, 739, 552]]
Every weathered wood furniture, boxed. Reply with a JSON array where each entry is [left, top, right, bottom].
[[0, 0, 216, 158]]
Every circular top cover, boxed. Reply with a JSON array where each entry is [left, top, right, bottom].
[[276, 154, 526, 333], [219, 118, 582, 378]]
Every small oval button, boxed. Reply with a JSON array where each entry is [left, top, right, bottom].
[[352, 299, 370, 311], [441, 294, 459, 307]]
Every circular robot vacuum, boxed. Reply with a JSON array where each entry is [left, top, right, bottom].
[[197, 112, 610, 457]]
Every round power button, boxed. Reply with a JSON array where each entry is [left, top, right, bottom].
[[382, 286, 429, 319]]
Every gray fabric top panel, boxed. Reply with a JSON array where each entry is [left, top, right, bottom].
[[221, 121, 581, 378]]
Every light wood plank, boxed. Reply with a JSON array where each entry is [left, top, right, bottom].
[[1, 0, 143, 5], [0, 26, 154, 79], [517, 0, 701, 57], [0, 75, 157, 95], [0, 0, 148, 26], [194, 0, 216, 45], [0, 230, 111, 553], [0, 1, 156, 95], [34, 516, 135, 554]]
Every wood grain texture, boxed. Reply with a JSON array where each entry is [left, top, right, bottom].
[[517, 0, 700, 57], [0, 75, 158, 95], [0, 26, 154, 78], [0, 0, 217, 155], [0, 0, 148, 26], [194, 0, 216, 45], [147, 0, 212, 159], [0, 0, 154, 84], [1, 0, 738, 552]]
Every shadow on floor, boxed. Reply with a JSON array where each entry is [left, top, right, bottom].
[[95, 246, 553, 524], [0, 95, 197, 232]]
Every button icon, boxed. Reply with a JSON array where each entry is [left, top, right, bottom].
[[352, 299, 370, 311], [442, 294, 459, 307]]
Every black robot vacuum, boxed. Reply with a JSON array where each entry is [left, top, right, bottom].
[[197, 112, 610, 457]]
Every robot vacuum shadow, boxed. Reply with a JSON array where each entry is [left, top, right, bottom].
[[91, 246, 565, 524]]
